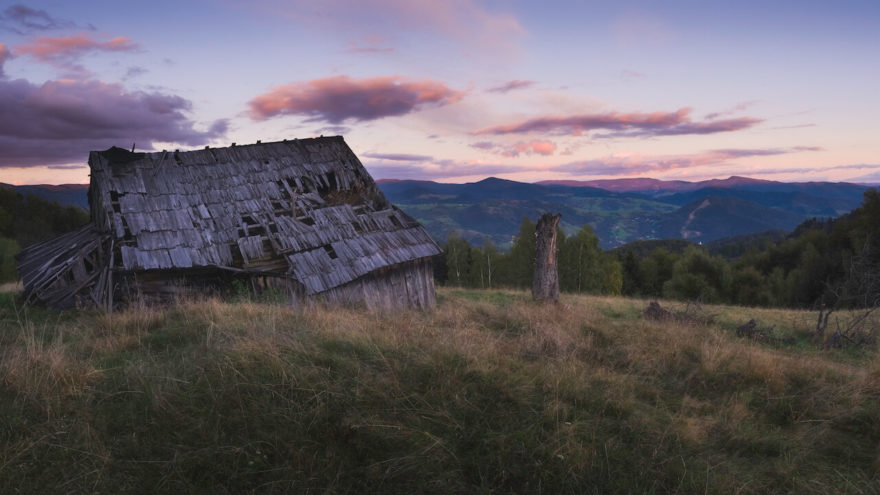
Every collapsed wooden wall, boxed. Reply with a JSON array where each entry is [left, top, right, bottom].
[[16, 225, 113, 310], [93, 259, 434, 310], [317, 258, 436, 309]]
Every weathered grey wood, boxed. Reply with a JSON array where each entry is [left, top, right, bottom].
[[532, 213, 561, 303], [19, 137, 440, 310]]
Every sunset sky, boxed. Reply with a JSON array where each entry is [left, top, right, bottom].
[[1, 0, 878, 185]]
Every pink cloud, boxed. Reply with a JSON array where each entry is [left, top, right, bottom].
[[503, 140, 556, 157], [474, 108, 761, 138], [487, 79, 535, 93], [0, 78, 226, 167], [15, 34, 138, 62], [248, 75, 466, 123], [553, 147, 820, 176], [470, 139, 557, 157]]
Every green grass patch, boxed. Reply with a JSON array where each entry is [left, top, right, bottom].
[[0, 289, 878, 493]]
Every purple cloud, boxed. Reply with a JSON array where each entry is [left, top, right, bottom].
[[0, 43, 11, 78], [469, 141, 496, 150], [704, 101, 758, 120], [0, 78, 227, 167], [1, 4, 78, 34], [487, 79, 535, 93], [248, 75, 465, 124], [123, 66, 148, 80], [470, 139, 556, 157], [474, 108, 761, 138]]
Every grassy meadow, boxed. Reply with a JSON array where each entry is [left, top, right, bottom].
[[1, 287, 878, 493]]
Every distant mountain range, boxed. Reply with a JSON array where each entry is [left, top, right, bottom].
[[4, 176, 872, 249], [377, 176, 871, 248], [0, 183, 90, 210]]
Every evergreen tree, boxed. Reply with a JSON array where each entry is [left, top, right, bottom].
[[728, 265, 770, 306], [0, 237, 20, 282], [505, 217, 535, 288], [663, 246, 729, 302], [638, 248, 679, 297], [619, 249, 641, 296]]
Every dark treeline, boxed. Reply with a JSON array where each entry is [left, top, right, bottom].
[[436, 189, 880, 310], [434, 218, 623, 295], [0, 188, 90, 282]]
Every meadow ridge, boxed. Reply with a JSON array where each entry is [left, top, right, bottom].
[[1, 288, 878, 493]]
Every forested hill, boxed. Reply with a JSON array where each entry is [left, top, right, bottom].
[[436, 188, 880, 311], [379, 176, 867, 248], [11, 176, 870, 249], [0, 183, 89, 211], [0, 188, 90, 281]]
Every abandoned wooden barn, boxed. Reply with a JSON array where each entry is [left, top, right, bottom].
[[16, 136, 441, 310]]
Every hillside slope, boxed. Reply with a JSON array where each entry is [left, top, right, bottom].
[[2, 289, 878, 493], [9, 177, 869, 248], [655, 196, 804, 242]]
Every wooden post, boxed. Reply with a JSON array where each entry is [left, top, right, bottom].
[[532, 213, 561, 302]]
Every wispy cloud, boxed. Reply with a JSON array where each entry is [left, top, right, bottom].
[[747, 164, 880, 177], [15, 34, 138, 62], [248, 75, 466, 123], [123, 66, 148, 80], [0, 78, 226, 167], [469, 141, 496, 151], [470, 139, 557, 157], [553, 147, 820, 176], [313, 125, 351, 136], [0, 43, 11, 78], [487, 79, 534, 93], [266, 0, 525, 58], [363, 152, 434, 162], [0, 4, 82, 34], [704, 100, 758, 120], [365, 158, 518, 180], [840, 166, 880, 183], [619, 69, 645, 79], [345, 35, 394, 53], [769, 123, 817, 130], [474, 108, 761, 138], [14, 34, 139, 77]]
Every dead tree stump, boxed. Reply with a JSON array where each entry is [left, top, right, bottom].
[[532, 213, 561, 302]]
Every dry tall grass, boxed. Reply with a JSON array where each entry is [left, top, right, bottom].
[[0, 288, 877, 493]]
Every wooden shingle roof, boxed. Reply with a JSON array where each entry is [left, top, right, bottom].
[[87, 136, 440, 294]]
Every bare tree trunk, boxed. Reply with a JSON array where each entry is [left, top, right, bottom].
[[532, 213, 561, 302], [487, 252, 492, 288]]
